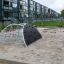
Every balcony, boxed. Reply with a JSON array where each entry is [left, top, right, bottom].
[[3, 0, 13, 10], [3, 6, 13, 10]]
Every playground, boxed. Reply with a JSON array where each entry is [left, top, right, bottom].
[[0, 27, 64, 64]]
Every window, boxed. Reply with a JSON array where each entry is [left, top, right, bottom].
[[23, 6, 28, 10], [3, 1, 9, 6], [20, 1, 23, 4], [30, 0, 33, 5], [10, 2, 12, 7], [13, 0, 17, 3], [12, 3, 17, 8], [4, 11, 12, 18], [37, 3, 40, 7], [13, 13, 18, 18], [24, 0, 28, 3], [4, 11, 9, 17], [20, 5, 22, 9]]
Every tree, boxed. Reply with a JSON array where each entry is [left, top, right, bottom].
[[61, 10, 64, 17]]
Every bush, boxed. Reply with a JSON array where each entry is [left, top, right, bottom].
[[58, 22, 64, 27]]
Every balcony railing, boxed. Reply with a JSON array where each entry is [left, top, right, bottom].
[[3, 6, 13, 10]]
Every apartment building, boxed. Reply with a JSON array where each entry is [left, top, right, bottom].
[[0, 0, 60, 23]]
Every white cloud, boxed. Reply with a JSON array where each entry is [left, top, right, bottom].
[[34, 0, 64, 13]]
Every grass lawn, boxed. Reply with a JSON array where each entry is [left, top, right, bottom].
[[0, 21, 64, 32], [32, 21, 64, 27]]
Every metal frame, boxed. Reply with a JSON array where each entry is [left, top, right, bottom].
[[1, 23, 27, 47]]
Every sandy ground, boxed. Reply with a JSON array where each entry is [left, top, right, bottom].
[[0, 59, 27, 64], [0, 27, 64, 64]]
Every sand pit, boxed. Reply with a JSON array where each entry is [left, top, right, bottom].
[[0, 27, 64, 64]]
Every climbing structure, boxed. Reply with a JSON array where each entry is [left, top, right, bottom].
[[0, 23, 42, 46]]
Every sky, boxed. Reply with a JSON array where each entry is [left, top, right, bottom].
[[34, 0, 64, 13]]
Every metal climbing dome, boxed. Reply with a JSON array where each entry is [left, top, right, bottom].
[[0, 23, 42, 46]]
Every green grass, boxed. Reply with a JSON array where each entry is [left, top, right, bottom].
[[0, 21, 64, 32], [0, 23, 6, 32], [32, 21, 64, 27]]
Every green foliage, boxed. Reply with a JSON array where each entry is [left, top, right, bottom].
[[58, 21, 64, 27], [32, 21, 64, 27], [0, 21, 64, 32], [0, 23, 6, 32], [61, 10, 64, 17]]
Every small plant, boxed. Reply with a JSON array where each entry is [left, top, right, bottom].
[[58, 22, 64, 27], [0, 23, 6, 32]]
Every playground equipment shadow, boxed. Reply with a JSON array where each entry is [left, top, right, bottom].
[[0, 59, 28, 64]]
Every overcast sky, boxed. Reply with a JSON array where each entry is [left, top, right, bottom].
[[34, 0, 64, 13]]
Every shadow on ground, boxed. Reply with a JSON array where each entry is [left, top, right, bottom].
[[0, 59, 28, 64]]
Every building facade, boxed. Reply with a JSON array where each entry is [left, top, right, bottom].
[[0, 0, 60, 23]]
